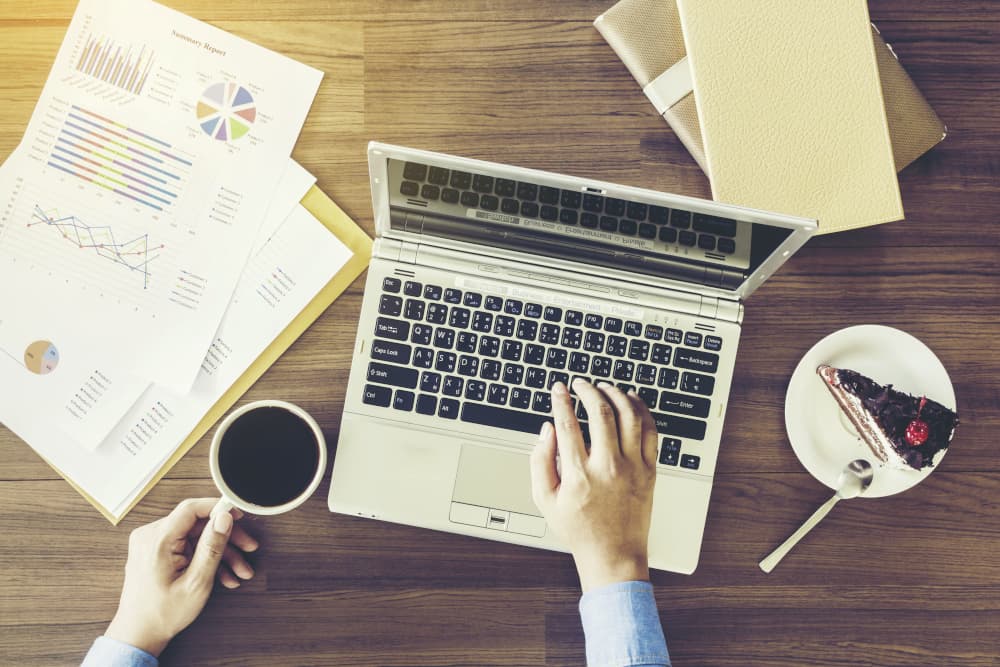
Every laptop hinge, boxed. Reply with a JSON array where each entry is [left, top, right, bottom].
[[374, 238, 419, 264], [703, 296, 744, 325]]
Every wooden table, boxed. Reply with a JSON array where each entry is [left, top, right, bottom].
[[2, 2, 998, 665]]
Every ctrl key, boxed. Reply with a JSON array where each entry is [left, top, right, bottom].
[[363, 384, 392, 407]]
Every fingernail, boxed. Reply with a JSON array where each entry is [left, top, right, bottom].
[[213, 511, 233, 535], [553, 382, 567, 396], [597, 381, 612, 388], [539, 422, 553, 439]]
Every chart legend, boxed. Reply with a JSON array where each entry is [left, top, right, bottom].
[[197, 82, 257, 142]]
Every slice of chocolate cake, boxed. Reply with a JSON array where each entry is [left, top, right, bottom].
[[817, 365, 958, 471]]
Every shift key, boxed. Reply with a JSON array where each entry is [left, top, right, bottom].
[[375, 317, 410, 341], [367, 362, 418, 389]]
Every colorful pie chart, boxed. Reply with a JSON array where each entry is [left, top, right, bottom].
[[196, 82, 256, 142], [24, 340, 59, 375]]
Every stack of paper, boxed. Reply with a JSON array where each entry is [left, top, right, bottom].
[[0, 0, 369, 521]]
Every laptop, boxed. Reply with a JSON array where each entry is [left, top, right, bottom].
[[328, 142, 815, 574]]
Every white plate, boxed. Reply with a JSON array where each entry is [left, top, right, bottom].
[[785, 325, 955, 498]]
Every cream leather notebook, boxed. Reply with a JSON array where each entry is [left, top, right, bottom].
[[675, 0, 904, 234]]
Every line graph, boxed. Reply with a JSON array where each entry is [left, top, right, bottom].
[[28, 205, 164, 288]]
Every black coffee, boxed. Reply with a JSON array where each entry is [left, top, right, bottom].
[[219, 406, 321, 507]]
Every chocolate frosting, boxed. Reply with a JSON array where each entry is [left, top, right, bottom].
[[836, 369, 958, 470]]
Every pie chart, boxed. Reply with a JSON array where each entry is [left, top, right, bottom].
[[24, 340, 59, 375], [196, 82, 256, 142]]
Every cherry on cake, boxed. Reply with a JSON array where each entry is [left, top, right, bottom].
[[817, 364, 958, 471]]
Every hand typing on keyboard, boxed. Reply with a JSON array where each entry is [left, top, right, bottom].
[[530, 379, 658, 592]]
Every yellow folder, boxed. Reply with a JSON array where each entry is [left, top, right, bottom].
[[46, 185, 372, 524]]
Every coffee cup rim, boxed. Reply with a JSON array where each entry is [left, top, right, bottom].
[[209, 399, 327, 516]]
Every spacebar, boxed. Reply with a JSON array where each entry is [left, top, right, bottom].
[[460, 404, 550, 436]]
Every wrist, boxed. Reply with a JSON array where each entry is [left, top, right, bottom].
[[573, 550, 649, 593], [105, 613, 171, 658]]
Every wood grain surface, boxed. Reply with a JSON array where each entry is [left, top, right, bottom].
[[1, 2, 999, 666]]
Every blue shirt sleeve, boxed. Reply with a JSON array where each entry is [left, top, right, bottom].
[[81, 636, 159, 667], [578, 580, 670, 667]]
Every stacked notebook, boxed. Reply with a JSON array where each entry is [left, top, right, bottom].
[[595, 0, 946, 234]]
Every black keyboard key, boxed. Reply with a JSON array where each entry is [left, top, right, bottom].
[[651, 344, 672, 365], [493, 315, 515, 337], [501, 198, 519, 214], [606, 335, 628, 357], [649, 206, 669, 225], [456, 332, 477, 353], [510, 387, 532, 410], [651, 412, 707, 440], [403, 162, 428, 181], [526, 367, 547, 388], [657, 368, 679, 389], [427, 166, 449, 185], [659, 227, 678, 243], [539, 323, 561, 345], [439, 397, 460, 419], [495, 178, 516, 197], [624, 321, 643, 336], [619, 219, 637, 235], [517, 182, 538, 201], [416, 394, 437, 415], [472, 311, 493, 333], [698, 234, 716, 251], [704, 335, 722, 351], [561, 327, 583, 349], [665, 328, 683, 344], [605, 198, 626, 216], [521, 201, 539, 218], [405, 300, 426, 321], [627, 202, 647, 221], [414, 347, 434, 368], [420, 371, 442, 393], [658, 391, 710, 418], [472, 174, 494, 193], [543, 306, 562, 322], [421, 184, 440, 201], [485, 296, 503, 311], [693, 214, 738, 237], [393, 390, 415, 411], [680, 454, 701, 470], [628, 339, 649, 361], [561, 190, 581, 209], [617, 383, 637, 394], [383, 277, 401, 293], [545, 348, 567, 369], [580, 212, 599, 228], [423, 285, 442, 300], [675, 348, 718, 373], [478, 335, 500, 357], [569, 352, 591, 373], [637, 387, 658, 409], [524, 303, 543, 318], [524, 344, 545, 365], [461, 403, 551, 435], [559, 209, 578, 225], [480, 194, 499, 211], [441, 188, 460, 204], [540, 205, 558, 221], [465, 380, 486, 401], [684, 332, 703, 347], [379, 295, 402, 316], [547, 371, 569, 389], [363, 384, 392, 407], [659, 438, 681, 466], [481, 359, 502, 380], [427, 303, 448, 324], [539, 186, 560, 205], [717, 238, 736, 254], [584, 332, 605, 353], [644, 324, 663, 341], [375, 317, 409, 341], [599, 216, 618, 232], [532, 392, 552, 413], [670, 210, 691, 229], [613, 360, 636, 381], [443, 375, 464, 397], [444, 288, 462, 304], [501, 340, 523, 361], [638, 223, 657, 239], [463, 292, 483, 308], [636, 364, 657, 385], [681, 372, 715, 396], [604, 317, 623, 333], [583, 194, 604, 212], [487, 384, 509, 406], [448, 307, 470, 329], [371, 340, 411, 365], [679, 230, 696, 246], [504, 299, 523, 315], [503, 364, 524, 385], [435, 351, 457, 373], [367, 362, 418, 389], [460, 191, 479, 207], [404, 281, 422, 296], [400, 181, 419, 197], [584, 314, 603, 329], [516, 319, 538, 341], [590, 356, 611, 377], [457, 355, 480, 377]]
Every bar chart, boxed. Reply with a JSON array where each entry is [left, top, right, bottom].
[[75, 34, 155, 96]]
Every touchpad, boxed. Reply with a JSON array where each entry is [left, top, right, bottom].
[[452, 444, 541, 518]]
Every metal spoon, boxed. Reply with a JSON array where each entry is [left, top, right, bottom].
[[759, 459, 874, 573]]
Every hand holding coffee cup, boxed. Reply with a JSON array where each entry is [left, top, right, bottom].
[[209, 400, 327, 519]]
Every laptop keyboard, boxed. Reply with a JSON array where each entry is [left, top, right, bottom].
[[397, 161, 739, 254], [361, 275, 724, 472]]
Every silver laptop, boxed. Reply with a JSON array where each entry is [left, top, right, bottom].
[[328, 142, 815, 574]]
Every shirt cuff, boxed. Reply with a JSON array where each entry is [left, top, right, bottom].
[[579, 581, 671, 667], [81, 636, 159, 667]]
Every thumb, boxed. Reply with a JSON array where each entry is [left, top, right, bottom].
[[185, 509, 233, 591], [530, 421, 560, 511]]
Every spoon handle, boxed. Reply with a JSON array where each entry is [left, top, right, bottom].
[[759, 493, 840, 573]]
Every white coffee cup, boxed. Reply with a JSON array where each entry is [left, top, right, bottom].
[[209, 399, 327, 518]]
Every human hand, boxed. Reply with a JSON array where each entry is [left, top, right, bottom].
[[530, 380, 658, 592], [104, 498, 259, 656]]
